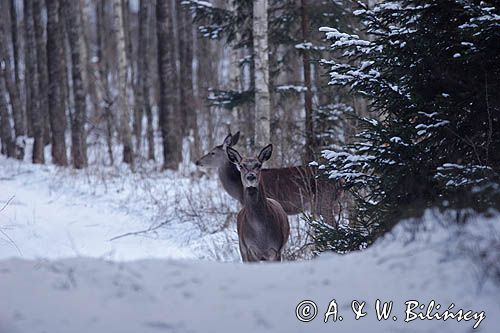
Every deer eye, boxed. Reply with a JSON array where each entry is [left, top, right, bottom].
[[211, 152, 215, 155]]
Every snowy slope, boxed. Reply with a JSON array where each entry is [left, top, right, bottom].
[[1, 157, 499, 333], [1, 212, 499, 333]]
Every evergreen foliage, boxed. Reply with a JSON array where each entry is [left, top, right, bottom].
[[318, 0, 500, 247]]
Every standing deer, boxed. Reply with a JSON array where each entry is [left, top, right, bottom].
[[226, 144, 289, 262], [195, 132, 344, 225]]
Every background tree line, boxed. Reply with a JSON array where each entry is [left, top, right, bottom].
[[0, 0, 363, 171]]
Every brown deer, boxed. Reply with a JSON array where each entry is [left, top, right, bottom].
[[226, 144, 289, 262], [195, 132, 344, 225]]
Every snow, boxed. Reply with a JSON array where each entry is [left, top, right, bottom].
[[1, 157, 499, 333], [0, 156, 239, 261]]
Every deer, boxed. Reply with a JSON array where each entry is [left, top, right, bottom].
[[195, 132, 344, 225], [226, 144, 289, 262]]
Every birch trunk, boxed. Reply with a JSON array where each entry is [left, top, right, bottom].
[[113, 0, 135, 167], [252, 0, 271, 148], [301, 0, 314, 162]]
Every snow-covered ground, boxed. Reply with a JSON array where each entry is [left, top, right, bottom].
[[1, 156, 499, 333], [0, 155, 241, 261]]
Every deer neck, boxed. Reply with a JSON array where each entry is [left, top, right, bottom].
[[243, 182, 267, 214], [218, 160, 244, 203]]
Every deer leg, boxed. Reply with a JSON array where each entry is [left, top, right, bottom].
[[239, 241, 249, 262]]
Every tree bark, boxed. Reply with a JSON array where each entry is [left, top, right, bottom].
[[301, 0, 314, 162], [157, 0, 181, 170], [138, 0, 155, 160], [9, 0, 20, 86], [0, 0, 25, 156], [113, 0, 135, 167], [46, 0, 68, 166], [96, 0, 115, 165], [177, 1, 198, 161], [24, 0, 44, 163], [252, 0, 271, 148], [33, 0, 51, 147], [62, 0, 88, 168], [0, 75, 16, 158]]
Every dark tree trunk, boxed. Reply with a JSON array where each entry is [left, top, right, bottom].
[[177, 2, 198, 161], [46, 0, 68, 166], [62, 0, 88, 168], [0, 76, 16, 158], [134, 0, 145, 153], [138, 0, 155, 160], [301, 0, 315, 162], [24, 0, 44, 163], [33, 0, 51, 147], [9, 0, 20, 86], [0, 0, 25, 159], [157, 0, 181, 170]]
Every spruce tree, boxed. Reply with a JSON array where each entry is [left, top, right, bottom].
[[317, 0, 500, 248]]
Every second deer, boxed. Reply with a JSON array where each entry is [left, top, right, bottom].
[[196, 132, 344, 225], [226, 144, 290, 262]]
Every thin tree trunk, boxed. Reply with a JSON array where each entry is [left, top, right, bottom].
[[134, 0, 146, 154], [252, 0, 271, 148], [177, 2, 197, 161], [113, 0, 135, 167], [138, 0, 155, 160], [81, 0, 102, 125], [0, 0, 25, 152], [62, 0, 88, 168], [0, 75, 16, 158], [33, 0, 51, 147], [24, 0, 44, 163], [9, 0, 20, 86], [46, 0, 68, 166], [157, 0, 181, 170], [301, 0, 314, 162], [96, 0, 115, 165]]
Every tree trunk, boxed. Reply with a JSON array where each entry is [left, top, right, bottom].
[[0, 0, 25, 159], [24, 0, 44, 163], [157, 0, 181, 170], [46, 0, 68, 166], [0, 75, 16, 158], [62, 0, 88, 168], [33, 0, 51, 147], [177, 1, 198, 161], [138, 0, 155, 160], [301, 0, 314, 162], [113, 0, 135, 167], [96, 0, 115, 165], [9, 0, 20, 86], [252, 0, 271, 148]]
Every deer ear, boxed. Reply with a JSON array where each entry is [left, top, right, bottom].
[[226, 147, 242, 164], [223, 133, 233, 147], [258, 144, 273, 163], [231, 131, 240, 146]]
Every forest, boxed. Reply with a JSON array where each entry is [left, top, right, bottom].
[[0, 0, 499, 331]]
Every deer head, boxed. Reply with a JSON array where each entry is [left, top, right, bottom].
[[226, 144, 273, 188], [195, 131, 240, 167]]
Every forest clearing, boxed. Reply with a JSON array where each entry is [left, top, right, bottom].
[[1, 0, 499, 332]]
